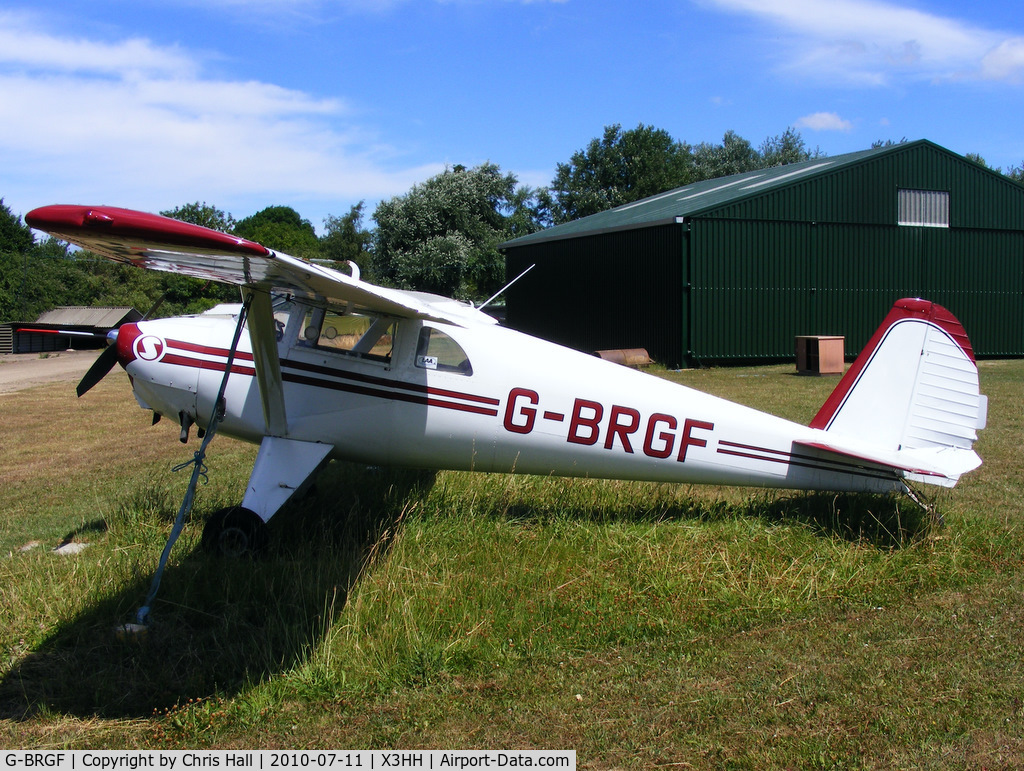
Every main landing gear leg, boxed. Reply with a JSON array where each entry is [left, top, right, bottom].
[[202, 436, 334, 557]]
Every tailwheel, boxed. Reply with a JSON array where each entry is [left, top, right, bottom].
[[202, 506, 268, 558]]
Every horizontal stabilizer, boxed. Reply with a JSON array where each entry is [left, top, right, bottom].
[[793, 439, 980, 489]]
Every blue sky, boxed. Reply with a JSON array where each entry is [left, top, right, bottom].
[[3, 0, 1023, 233]]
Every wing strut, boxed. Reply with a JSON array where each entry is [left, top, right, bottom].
[[243, 288, 288, 437]]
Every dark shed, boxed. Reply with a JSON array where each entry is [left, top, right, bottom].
[[502, 140, 1024, 367], [1, 307, 141, 354]]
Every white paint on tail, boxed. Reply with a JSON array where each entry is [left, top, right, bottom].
[[809, 299, 985, 487]]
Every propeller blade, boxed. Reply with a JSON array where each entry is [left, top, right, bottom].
[[76, 343, 120, 397], [142, 293, 166, 320]]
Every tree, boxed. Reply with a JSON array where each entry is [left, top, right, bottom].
[[1006, 162, 1024, 184], [161, 201, 236, 232], [158, 201, 241, 312], [234, 205, 319, 259], [0, 200, 34, 319], [0, 199, 34, 254], [691, 130, 759, 180], [320, 202, 372, 268], [965, 152, 990, 168], [503, 184, 553, 240], [871, 138, 908, 148], [550, 124, 694, 224], [550, 126, 819, 224], [759, 127, 821, 168], [371, 163, 546, 301]]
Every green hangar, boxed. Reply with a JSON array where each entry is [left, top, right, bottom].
[[501, 140, 1024, 368]]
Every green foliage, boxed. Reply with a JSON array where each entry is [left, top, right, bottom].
[[0, 230, 164, 322], [551, 125, 820, 224], [759, 126, 823, 167], [504, 183, 553, 239], [550, 124, 694, 223], [321, 202, 372, 267], [0, 245, 69, 321], [965, 152, 990, 168], [160, 201, 237, 232], [234, 205, 320, 259], [871, 137, 909, 148], [156, 203, 243, 312], [0, 199, 34, 254], [371, 163, 547, 301], [0, 247, 237, 322]]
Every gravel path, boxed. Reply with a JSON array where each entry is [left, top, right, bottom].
[[0, 350, 97, 394]]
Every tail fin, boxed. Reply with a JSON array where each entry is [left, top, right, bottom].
[[808, 299, 986, 487]]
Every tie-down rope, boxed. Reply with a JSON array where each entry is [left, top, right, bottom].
[[134, 293, 254, 627]]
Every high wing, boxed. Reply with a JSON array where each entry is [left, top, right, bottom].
[[26, 204, 491, 445], [25, 205, 494, 328]]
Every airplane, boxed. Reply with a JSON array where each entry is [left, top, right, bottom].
[[26, 204, 987, 558]]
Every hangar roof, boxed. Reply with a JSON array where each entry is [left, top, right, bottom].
[[503, 144, 890, 247], [34, 306, 141, 328]]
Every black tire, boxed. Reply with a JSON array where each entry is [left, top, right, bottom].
[[202, 506, 268, 558]]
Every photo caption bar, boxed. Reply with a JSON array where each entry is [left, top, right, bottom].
[[1, 752, 575, 770]]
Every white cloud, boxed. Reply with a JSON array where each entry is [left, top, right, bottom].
[[980, 37, 1024, 83], [0, 12, 442, 221], [0, 11, 196, 78], [704, 0, 1024, 85], [795, 112, 854, 132]]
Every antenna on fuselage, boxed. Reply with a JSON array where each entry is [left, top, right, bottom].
[[478, 263, 535, 311]]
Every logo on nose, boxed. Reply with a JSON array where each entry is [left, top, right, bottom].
[[134, 335, 165, 362]]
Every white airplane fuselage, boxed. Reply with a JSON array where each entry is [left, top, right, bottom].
[[22, 204, 985, 558], [115, 304, 907, 496]]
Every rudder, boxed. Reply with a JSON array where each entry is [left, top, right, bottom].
[[811, 299, 986, 464]]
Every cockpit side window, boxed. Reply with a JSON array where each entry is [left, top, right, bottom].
[[415, 327, 473, 375], [299, 308, 395, 363], [273, 296, 296, 342]]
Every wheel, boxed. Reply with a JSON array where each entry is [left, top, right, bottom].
[[202, 506, 268, 558]]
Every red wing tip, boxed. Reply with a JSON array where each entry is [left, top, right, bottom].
[[26, 204, 271, 258]]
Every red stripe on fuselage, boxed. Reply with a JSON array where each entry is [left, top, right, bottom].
[[716, 439, 899, 482], [280, 357, 500, 406], [163, 338, 497, 407], [147, 347, 499, 417], [166, 338, 255, 362], [280, 371, 499, 416], [159, 352, 256, 377]]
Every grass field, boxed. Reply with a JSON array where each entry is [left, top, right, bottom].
[[1, 360, 1021, 768]]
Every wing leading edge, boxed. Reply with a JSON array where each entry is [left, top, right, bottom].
[[25, 205, 495, 328]]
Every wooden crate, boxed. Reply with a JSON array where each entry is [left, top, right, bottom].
[[795, 335, 845, 376]]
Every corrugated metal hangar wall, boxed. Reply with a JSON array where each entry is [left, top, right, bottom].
[[502, 140, 1024, 367]]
